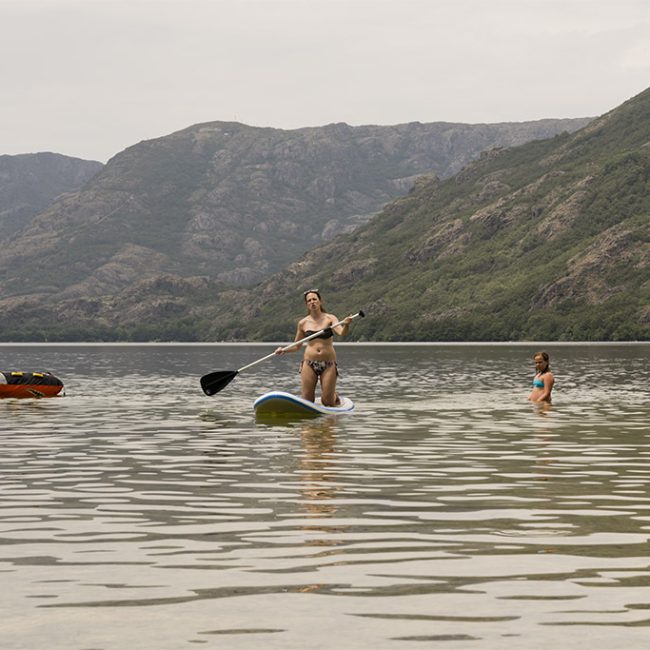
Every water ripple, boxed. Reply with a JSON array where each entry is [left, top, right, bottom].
[[0, 343, 649, 649]]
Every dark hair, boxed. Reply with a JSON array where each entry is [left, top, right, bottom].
[[303, 289, 322, 302], [533, 351, 550, 373], [303, 289, 323, 314]]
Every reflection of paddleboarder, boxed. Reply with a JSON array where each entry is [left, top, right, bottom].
[[528, 351, 554, 404], [274, 290, 354, 406]]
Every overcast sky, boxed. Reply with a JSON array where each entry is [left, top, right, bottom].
[[2, 0, 649, 162]]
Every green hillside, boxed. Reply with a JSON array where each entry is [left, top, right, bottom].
[[0, 118, 588, 299], [0, 91, 647, 342], [207, 89, 650, 342]]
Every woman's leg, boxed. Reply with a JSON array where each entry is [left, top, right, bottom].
[[300, 361, 318, 402], [319, 364, 339, 406]]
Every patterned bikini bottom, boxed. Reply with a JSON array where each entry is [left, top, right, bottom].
[[300, 359, 339, 378]]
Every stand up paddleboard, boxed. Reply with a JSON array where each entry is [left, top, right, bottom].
[[254, 391, 354, 417]]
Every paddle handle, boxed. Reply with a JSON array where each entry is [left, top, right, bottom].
[[237, 310, 365, 373]]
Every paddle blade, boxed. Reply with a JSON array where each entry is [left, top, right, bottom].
[[200, 370, 238, 396]]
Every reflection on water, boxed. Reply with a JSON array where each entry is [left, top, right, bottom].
[[0, 343, 649, 649]]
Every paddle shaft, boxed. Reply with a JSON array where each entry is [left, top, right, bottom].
[[237, 311, 364, 373]]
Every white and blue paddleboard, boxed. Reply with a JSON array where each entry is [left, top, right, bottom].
[[254, 391, 355, 417]]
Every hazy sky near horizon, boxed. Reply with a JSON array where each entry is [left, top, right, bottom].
[[2, 0, 649, 162]]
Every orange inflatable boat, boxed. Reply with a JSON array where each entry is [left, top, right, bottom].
[[0, 371, 64, 398]]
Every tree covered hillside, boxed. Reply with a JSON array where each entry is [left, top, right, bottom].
[[209, 89, 650, 342]]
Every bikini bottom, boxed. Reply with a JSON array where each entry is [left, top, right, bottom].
[[300, 359, 339, 378]]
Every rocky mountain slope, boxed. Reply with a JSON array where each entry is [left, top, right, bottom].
[[0, 118, 589, 304], [219, 88, 649, 342], [4, 97, 644, 342], [0, 152, 103, 239]]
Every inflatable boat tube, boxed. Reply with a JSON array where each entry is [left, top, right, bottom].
[[0, 371, 64, 398]]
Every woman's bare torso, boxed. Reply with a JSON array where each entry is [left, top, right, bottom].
[[299, 314, 337, 362]]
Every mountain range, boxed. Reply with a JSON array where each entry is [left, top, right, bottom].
[[0, 118, 588, 300], [0, 152, 102, 240], [220, 89, 650, 342], [0, 91, 646, 341]]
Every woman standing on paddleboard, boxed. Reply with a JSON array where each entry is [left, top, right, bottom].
[[275, 290, 354, 406]]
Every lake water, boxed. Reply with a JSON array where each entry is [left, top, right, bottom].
[[1, 343, 649, 649]]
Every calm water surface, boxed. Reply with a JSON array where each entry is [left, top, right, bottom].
[[1, 343, 649, 649]]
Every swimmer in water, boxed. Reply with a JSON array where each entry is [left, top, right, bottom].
[[528, 351, 554, 404]]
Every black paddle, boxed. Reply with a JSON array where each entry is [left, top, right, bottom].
[[200, 310, 365, 396]]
